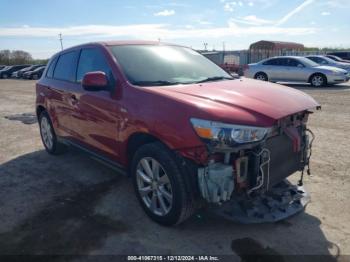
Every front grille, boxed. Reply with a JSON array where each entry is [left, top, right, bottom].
[[264, 133, 302, 189]]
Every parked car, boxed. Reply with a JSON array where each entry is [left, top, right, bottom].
[[327, 51, 350, 61], [36, 41, 319, 225], [0, 65, 30, 79], [0, 65, 6, 70], [306, 55, 350, 72], [23, 66, 46, 79], [325, 55, 350, 64], [245, 56, 349, 87], [13, 64, 45, 78]]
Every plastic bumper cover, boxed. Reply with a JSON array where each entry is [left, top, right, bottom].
[[211, 180, 310, 224]]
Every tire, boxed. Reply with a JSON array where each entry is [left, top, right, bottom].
[[131, 142, 197, 226], [2, 74, 8, 79], [32, 74, 38, 80], [254, 72, 268, 81], [310, 73, 327, 87], [39, 111, 66, 155]]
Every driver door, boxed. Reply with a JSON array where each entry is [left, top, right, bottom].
[[70, 47, 122, 160]]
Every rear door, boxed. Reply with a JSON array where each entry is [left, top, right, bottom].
[[262, 58, 285, 81], [49, 50, 81, 139], [70, 47, 121, 159]]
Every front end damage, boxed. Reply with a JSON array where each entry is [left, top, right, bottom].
[[195, 111, 315, 223]]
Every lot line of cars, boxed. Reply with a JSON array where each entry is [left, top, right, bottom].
[[0, 64, 46, 80], [245, 54, 350, 87]]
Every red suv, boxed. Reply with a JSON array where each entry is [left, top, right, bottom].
[[36, 41, 319, 225]]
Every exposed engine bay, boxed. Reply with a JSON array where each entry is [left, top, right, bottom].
[[197, 111, 315, 222]]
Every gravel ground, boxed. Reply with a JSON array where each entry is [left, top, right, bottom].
[[0, 79, 349, 261]]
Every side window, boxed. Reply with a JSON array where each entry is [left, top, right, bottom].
[[76, 48, 111, 82], [46, 56, 58, 78], [53, 51, 79, 82], [263, 59, 277, 66], [277, 58, 287, 66], [319, 58, 328, 64], [286, 59, 303, 67]]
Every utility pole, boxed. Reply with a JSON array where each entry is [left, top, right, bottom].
[[58, 33, 63, 50], [203, 42, 208, 51]]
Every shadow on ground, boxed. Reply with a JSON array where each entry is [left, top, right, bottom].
[[0, 150, 339, 261]]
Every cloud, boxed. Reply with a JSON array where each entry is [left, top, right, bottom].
[[224, 2, 236, 12], [230, 15, 273, 26], [321, 11, 330, 15], [276, 0, 314, 26], [154, 9, 175, 16], [0, 23, 316, 40]]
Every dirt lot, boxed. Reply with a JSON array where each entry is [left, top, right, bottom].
[[0, 79, 349, 261]]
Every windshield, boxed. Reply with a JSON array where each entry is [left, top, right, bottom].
[[109, 45, 233, 86], [300, 57, 320, 67]]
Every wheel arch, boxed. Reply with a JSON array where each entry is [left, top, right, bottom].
[[126, 132, 167, 168], [308, 72, 328, 84], [36, 105, 46, 119], [254, 71, 269, 80]]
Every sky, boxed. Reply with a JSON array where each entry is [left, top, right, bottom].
[[0, 0, 349, 59]]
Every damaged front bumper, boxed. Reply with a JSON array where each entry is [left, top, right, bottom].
[[211, 180, 310, 223], [194, 112, 315, 224]]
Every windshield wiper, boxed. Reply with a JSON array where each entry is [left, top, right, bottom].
[[132, 80, 180, 86], [194, 76, 234, 84]]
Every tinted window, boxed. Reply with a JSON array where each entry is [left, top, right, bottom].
[[263, 58, 279, 65], [54, 51, 79, 81], [46, 57, 58, 78], [286, 58, 304, 67], [76, 48, 111, 82]]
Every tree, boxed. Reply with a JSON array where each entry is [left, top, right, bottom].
[[0, 50, 11, 65], [9, 50, 32, 65]]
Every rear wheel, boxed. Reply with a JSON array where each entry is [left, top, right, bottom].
[[39, 111, 66, 155], [131, 142, 197, 226], [254, 72, 268, 81], [310, 74, 327, 87]]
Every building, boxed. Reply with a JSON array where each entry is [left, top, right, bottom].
[[248, 40, 305, 63]]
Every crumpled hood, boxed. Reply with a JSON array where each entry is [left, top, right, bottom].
[[148, 78, 319, 126]]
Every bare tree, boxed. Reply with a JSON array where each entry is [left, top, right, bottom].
[[0, 50, 11, 65], [10, 50, 32, 65]]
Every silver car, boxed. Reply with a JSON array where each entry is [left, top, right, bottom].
[[306, 55, 350, 72], [245, 56, 349, 87]]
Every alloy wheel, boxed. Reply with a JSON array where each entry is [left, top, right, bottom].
[[136, 157, 173, 216], [312, 75, 324, 87], [40, 116, 53, 150]]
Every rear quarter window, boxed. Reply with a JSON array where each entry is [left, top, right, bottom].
[[53, 51, 79, 82], [46, 56, 58, 78]]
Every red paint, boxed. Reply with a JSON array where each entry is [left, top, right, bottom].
[[82, 71, 108, 89], [36, 41, 319, 168]]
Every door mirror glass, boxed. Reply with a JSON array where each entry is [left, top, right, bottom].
[[82, 71, 108, 91], [297, 63, 304, 68]]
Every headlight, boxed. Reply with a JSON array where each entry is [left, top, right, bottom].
[[190, 118, 269, 145]]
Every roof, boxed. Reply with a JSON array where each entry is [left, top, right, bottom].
[[250, 40, 304, 50]]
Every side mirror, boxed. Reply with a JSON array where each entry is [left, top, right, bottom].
[[82, 71, 108, 91], [297, 64, 304, 68]]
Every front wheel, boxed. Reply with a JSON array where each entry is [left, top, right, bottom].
[[131, 142, 197, 226], [310, 74, 327, 87], [32, 74, 39, 80]]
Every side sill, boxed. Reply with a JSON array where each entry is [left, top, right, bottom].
[[58, 137, 128, 176]]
